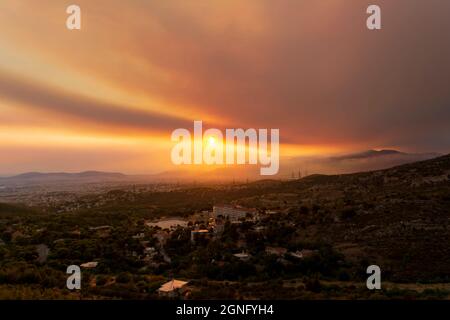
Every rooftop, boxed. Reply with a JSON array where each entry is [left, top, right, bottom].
[[158, 279, 189, 292], [80, 261, 98, 268]]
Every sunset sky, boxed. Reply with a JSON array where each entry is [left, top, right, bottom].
[[0, 0, 449, 175]]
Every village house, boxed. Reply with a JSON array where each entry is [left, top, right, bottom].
[[190, 229, 210, 243], [265, 246, 288, 257], [233, 252, 251, 261], [88, 225, 112, 238], [289, 249, 318, 259], [254, 226, 266, 233], [80, 261, 98, 268], [158, 279, 189, 298], [132, 232, 145, 239], [88, 225, 111, 231], [213, 219, 225, 235], [141, 246, 158, 263]]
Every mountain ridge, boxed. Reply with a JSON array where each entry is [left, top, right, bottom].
[[0, 171, 127, 184]]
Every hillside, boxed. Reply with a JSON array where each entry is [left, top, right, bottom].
[[0, 154, 448, 299], [268, 154, 450, 281]]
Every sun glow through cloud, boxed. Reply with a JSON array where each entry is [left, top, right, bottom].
[[0, 0, 449, 176]]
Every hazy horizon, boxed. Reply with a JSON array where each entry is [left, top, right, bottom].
[[0, 148, 445, 178]]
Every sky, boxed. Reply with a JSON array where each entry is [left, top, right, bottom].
[[0, 0, 449, 175]]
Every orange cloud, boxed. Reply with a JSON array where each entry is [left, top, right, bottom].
[[0, 0, 449, 174]]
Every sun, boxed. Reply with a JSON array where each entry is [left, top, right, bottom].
[[208, 136, 217, 147]]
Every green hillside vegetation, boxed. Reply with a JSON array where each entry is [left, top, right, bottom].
[[0, 154, 449, 299]]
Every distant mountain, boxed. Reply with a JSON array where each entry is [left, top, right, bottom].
[[0, 171, 128, 186], [330, 149, 404, 160], [282, 149, 442, 177]]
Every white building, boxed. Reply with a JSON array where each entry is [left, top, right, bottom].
[[213, 205, 253, 221]]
